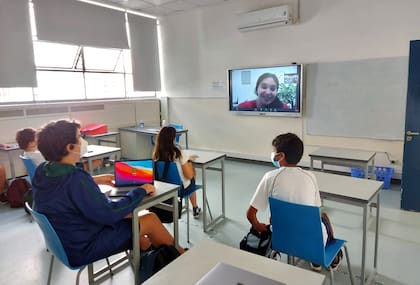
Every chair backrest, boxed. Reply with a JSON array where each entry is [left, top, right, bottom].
[[269, 196, 326, 266], [154, 161, 183, 186], [169, 123, 183, 144], [19, 155, 37, 182], [26, 203, 83, 270]]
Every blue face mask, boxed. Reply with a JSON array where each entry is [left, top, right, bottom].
[[270, 152, 280, 168]]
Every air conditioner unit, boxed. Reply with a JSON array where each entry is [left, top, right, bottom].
[[236, 5, 295, 32]]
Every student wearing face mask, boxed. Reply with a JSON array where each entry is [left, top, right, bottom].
[[246, 133, 342, 272], [237, 73, 290, 111], [31, 119, 185, 267]]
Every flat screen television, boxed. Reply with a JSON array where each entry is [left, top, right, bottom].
[[228, 64, 303, 117]]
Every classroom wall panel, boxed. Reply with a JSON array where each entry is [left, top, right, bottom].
[[159, 0, 417, 172]]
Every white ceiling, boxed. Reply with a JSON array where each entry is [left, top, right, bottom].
[[94, 0, 231, 17]]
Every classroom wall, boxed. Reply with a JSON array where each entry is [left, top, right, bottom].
[[159, 0, 420, 176], [0, 99, 160, 178]]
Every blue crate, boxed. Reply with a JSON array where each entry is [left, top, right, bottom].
[[375, 166, 394, 189], [350, 168, 366, 178], [350, 168, 374, 179]]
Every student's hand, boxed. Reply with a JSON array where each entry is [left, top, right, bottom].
[[188, 155, 198, 161], [93, 174, 115, 186], [141, 184, 155, 195], [254, 222, 268, 233]]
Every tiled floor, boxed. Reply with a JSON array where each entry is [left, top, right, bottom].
[[1, 159, 419, 285]]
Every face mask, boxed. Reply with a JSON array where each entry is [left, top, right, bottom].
[[79, 138, 88, 158], [271, 152, 280, 168]]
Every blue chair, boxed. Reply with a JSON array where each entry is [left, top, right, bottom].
[[19, 155, 37, 182], [269, 197, 354, 285], [154, 161, 211, 242], [26, 203, 130, 285]]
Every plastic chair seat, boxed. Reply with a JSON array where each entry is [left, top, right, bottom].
[[154, 161, 211, 242], [269, 197, 354, 285], [26, 203, 130, 285]]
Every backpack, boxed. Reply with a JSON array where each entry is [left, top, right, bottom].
[[139, 244, 180, 283], [7, 178, 32, 208], [240, 226, 272, 256]]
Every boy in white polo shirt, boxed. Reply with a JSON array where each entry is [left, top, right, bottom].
[[246, 132, 342, 271]]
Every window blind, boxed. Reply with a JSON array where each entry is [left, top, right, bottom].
[[33, 0, 128, 49], [0, 0, 36, 87], [128, 14, 161, 91]]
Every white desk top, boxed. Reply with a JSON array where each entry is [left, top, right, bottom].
[[143, 239, 325, 285], [119, 126, 188, 134], [84, 131, 119, 138], [184, 149, 226, 165], [82, 145, 120, 158], [313, 171, 383, 203], [309, 147, 376, 161]]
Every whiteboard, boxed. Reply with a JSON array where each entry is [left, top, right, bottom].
[[306, 57, 408, 140]]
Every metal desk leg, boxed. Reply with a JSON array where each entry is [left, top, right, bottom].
[[132, 215, 140, 285], [361, 205, 368, 285], [202, 166, 208, 232], [185, 133, 189, 149], [173, 195, 179, 249], [310, 158, 314, 170], [365, 164, 369, 179], [88, 159, 93, 175], [221, 159, 225, 218], [374, 192, 380, 271]]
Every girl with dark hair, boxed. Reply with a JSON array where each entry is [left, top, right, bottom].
[[153, 126, 201, 218]]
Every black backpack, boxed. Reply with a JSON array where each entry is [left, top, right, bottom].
[[240, 226, 272, 256], [139, 244, 180, 283]]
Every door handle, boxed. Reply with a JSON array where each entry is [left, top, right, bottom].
[[407, 131, 419, 136]]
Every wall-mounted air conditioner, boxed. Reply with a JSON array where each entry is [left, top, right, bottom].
[[236, 5, 295, 32]]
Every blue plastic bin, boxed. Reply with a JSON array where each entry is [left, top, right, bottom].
[[375, 166, 394, 189], [350, 167, 394, 189], [350, 168, 366, 178]]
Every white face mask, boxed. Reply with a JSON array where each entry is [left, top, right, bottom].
[[79, 138, 88, 158]]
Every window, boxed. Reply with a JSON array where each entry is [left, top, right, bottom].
[[0, 4, 157, 104]]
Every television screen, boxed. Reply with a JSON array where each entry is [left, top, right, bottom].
[[228, 64, 303, 117]]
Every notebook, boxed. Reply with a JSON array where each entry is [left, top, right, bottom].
[[195, 262, 285, 285], [114, 160, 154, 187]]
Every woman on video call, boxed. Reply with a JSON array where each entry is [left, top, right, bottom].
[[238, 73, 290, 110]]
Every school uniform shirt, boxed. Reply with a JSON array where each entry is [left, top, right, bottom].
[[32, 162, 147, 266], [250, 167, 328, 245], [174, 149, 191, 189], [23, 150, 45, 166]]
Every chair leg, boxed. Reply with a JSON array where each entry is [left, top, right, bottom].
[[329, 268, 334, 285], [47, 255, 54, 285], [186, 197, 190, 243], [343, 245, 355, 285], [105, 258, 114, 276], [76, 268, 84, 285]]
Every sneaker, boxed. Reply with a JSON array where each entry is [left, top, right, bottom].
[[0, 193, 7, 204], [330, 249, 343, 272], [193, 207, 201, 218], [310, 263, 322, 272]]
